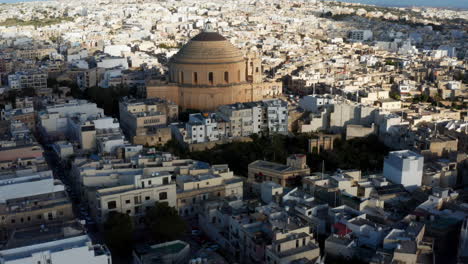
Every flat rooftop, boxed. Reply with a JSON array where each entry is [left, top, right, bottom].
[[0, 235, 104, 262], [0, 177, 64, 202], [250, 160, 299, 173]]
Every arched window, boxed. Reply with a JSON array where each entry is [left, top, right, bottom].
[[193, 72, 198, 84], [208, 72, 213, 85], [224, 71, 229, 83]]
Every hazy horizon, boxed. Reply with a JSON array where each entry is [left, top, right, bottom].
[[1, 0, 467, 9], [326, 0, 468, 9]]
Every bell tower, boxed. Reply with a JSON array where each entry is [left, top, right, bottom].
[[246, 51, 262, 84]]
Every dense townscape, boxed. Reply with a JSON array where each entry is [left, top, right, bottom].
[[0, 0, 467, 263]]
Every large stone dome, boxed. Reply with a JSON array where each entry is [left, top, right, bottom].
[[168, 27, 247, 86], [171, 32, 245, 65]]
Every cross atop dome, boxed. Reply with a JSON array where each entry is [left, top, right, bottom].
[[203, 21, 215, 32]]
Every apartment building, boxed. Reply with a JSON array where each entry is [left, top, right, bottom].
[[79, 167, 176, 224], [217, 99, 288, 137], [15, 47, 56, 61], [68, 116, 125, 154], [248, 154, 310, 187], [39, 99, 104, 139], [176, 164, 243, 217], [0, 234, 111, 264], [0, 174, 74, 233], [177, 113, 232, 144], [348, 30, 373, 42], [119, 98, 178, 145], [383, 150, 424, 189], [7, 70, 47, 90], [265, 225, 320, 264], [299, 94, 335, 113], [0, 107, 36, 131]]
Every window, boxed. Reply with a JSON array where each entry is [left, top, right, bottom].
[[180, 71, 184, 83], [125, 200, 131, 204], [208, 72, 213, 84], [126, 210, 131, 214], [159, 192, 167, 200], [256, 67, 259, 73], [163, 177, 169, 185], [296, 240, 299, 248], [148, 180, 152, 185], [238, 70, 241, 81], [47, 213, 53, 220], [134, 196, 141, 204], [224, 71, 229, 83], [145, 196, 150, 201], [194, 72, 198, 84], [107, 201, 117, 209], [11, 219, 15, 224]]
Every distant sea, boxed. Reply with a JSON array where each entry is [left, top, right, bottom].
[[326, 0, 468, 9]]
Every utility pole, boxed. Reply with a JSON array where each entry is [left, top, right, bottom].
[[321, 160, 325, 180]]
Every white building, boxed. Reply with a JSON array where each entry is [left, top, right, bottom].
[[0, 235, 111, 264], [217, 99, 288, 136], [104, 45, 131, 57], [348, 30, 373, 42], [299, 94, 334, 113], [96, 56, 128, 70], [185, 113, 224, 144], [39, 100, 104, 138], [383, 150, 424, 190], [261, 181, 283, 204]]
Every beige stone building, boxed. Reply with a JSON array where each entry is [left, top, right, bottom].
[[80, 168, 176, 224], [0, 174, 74, 236], [248, 154, 310, 187], [119, 97, 178, 146], [265, 225, 320, 264], [308, 133, 341, 153], [176, 164, 243, 217], [147, 23, 282, 111]]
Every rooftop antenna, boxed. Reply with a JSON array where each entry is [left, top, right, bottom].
[[321, 160, 325, 180]]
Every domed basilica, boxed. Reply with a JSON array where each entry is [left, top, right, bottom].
[[146, 23, 282, 111]]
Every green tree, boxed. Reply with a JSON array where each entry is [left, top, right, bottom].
[[389, 91, 401, 100], [103, 212, 134, 256], [144, 202, 187, 242]]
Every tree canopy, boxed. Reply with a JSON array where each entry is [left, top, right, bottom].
[[103, 211, 134, 256], [144, 202, 187, 242]]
